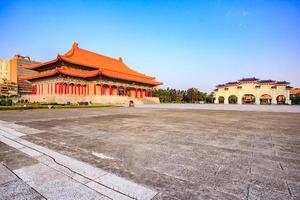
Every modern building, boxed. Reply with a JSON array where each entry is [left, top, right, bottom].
[[20, 43, 162, 105], [0, 55, 38, 96], [12, 55, 39, 95], [213, 78, 292, 105], [0, 59, 11, 82]]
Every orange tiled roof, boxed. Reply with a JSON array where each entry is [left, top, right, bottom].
[[22, 43, 162, 86], [20, 67, 100, 80]]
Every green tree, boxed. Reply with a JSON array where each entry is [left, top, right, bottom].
[[291, 94, 300, 105]]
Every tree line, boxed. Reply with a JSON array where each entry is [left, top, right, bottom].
[[291, 94, 300, 105], [153, 88, 214, 103]]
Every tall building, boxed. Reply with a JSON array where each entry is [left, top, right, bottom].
[[0, 59, 11, 82], [11, 55, 39, 95], [20, 43, 162, 105], [0, 59, 17, 96], [0, 55, 39, 96], [213, 78, 292, 105]]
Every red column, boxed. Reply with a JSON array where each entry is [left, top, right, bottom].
[[41, 84, 43, 95], [109, 85, 112, 96], [74, 85, 77, 95], [94, 84, 96, 95], [84, 85, 86, 96], [124, 87, 126, 96], [101, 85, 104, 95], [140, 89, 143, 98], [135, 89, 137, 98], [78, 85, 81, 96]]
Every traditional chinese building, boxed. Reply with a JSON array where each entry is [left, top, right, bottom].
[[213, 78, 292, 105], [20, 43, 162, 105]]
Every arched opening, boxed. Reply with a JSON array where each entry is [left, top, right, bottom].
[[103, 85, 110, 95], [118, 86, 125, 96], [218, 96, 225, 104], [242, 94, 255, 104], [110, 86, 118, 96], [276, 95, 286, 104], [228, 95, 238, 104], [260, 94, 272, 105]]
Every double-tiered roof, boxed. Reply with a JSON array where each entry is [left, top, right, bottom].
[[21, 43, 162, 86]]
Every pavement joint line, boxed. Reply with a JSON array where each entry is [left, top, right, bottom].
[[37, 161, 114, 200], [1, 162, 48, 200], [0, 133, 134, 199], [0, 124, 158, 200]]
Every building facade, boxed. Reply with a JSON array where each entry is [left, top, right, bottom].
[[20, 43, 162, 105], [214, 78, 292, 105], [0, 59, 11, 81], [0, 55, 38, 96], [12, 55, 39, 95]]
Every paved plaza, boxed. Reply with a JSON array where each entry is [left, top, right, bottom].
[[0, 105, 300, 199]]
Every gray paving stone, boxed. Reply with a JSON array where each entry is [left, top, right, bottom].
[[0, 179, 45, 200], [14, 163, 108, 200], [0, 135, 24, 149], [0, 126, 25, 137], [95, 173, 157, 200], [0, 164, 18, 185], [19, 147, 43, 158], [248, 184, 293, 200], [86, 181, 132, 200]]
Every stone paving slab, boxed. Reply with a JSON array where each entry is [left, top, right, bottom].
[[0, 120, 43, 135], [0, 179, 46, 200], [14, 163, 109, 200], [0, 163, 18, 185], [0, 135, 24, 149], [0, 121, 158, 200], [0, 163, 45, 200], [19, 147, 43, 158], [95, 173, 158, 200], [86, 181, 132, 200]]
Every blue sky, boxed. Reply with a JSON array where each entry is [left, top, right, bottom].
[[0, 0, 299, 92]]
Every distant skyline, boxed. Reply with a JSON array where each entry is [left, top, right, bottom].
[[0, 0, 299, 92]]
